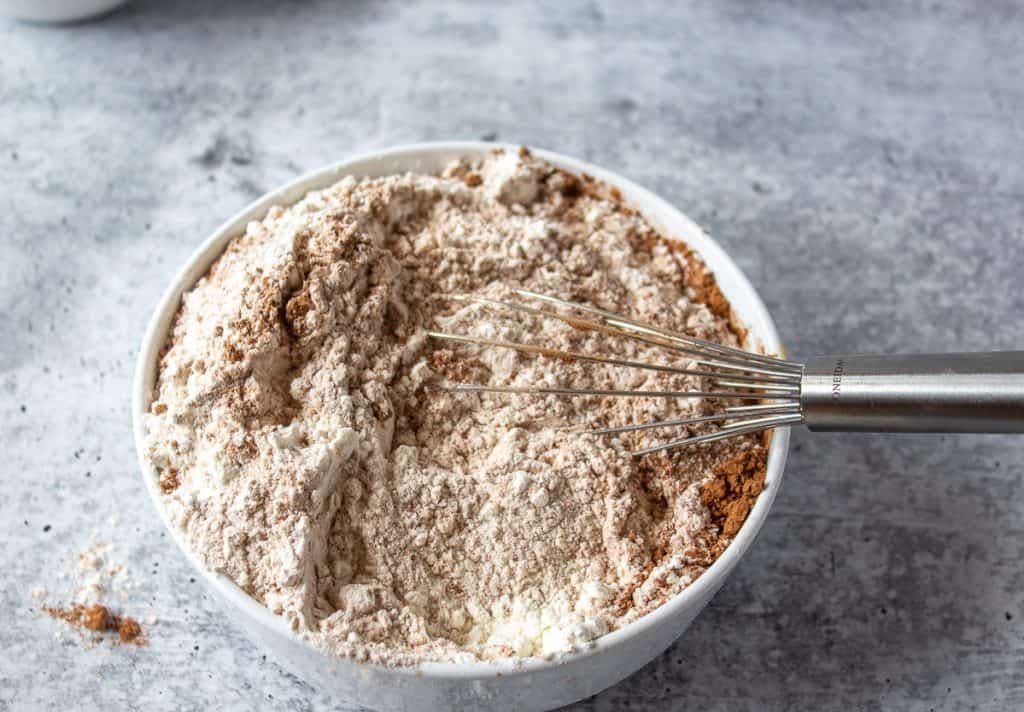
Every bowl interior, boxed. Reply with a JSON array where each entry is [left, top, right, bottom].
[[132, 141, 790, 679]]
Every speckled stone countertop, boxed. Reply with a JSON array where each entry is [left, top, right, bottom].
[[2, 1, 1023, 710]]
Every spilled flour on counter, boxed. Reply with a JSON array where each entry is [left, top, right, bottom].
[[144, 148, 768, 665]]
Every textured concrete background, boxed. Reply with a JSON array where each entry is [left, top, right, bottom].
[[2, 1, 1023, 710]]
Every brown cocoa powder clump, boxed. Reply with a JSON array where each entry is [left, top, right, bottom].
[[117, 617, 144, 644], [158, 468, 180, 493], [81, 603, 109, 631], [45, 603, 147, 646], [699, 448, 768, 537]]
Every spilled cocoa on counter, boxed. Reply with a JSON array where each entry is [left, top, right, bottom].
[[44, 603, 147, 646]]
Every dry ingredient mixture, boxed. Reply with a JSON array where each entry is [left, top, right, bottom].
[[144, 148, 768, 665]]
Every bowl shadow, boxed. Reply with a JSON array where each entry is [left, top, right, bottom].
[[122, 0, 378, 25]]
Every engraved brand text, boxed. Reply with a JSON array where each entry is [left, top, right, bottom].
[[831, 359, 845, 400]]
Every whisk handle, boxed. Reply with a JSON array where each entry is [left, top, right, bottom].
[[800, 351, 1024, 433]]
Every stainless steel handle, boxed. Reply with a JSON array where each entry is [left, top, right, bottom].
[[800, 352, 1024, 432]]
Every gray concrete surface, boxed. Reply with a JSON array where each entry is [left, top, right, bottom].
[[2, 1, 1023, 710]]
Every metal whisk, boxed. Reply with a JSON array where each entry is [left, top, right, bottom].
[[428, 289, 1024, 455]]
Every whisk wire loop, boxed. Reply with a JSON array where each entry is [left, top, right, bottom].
[[431, 290, 805, 454]]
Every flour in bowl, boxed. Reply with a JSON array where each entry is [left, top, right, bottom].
[[144, 148, 768, 665]]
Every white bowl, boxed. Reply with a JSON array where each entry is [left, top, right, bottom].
[[0, 0, 127, 23], [132, 142, 790, 712]]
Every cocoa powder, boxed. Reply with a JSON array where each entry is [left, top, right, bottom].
[[700, 448, 768, 537], [44, 603, 147, 646]]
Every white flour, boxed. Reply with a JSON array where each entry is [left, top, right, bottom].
[[145, 149, 767, 664]]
